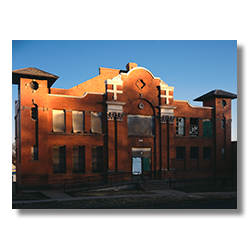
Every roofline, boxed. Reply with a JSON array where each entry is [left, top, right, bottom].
[[47, 92, 105, 99], [12, 67, 59, 79], [174, 100, 214, 109], [121, 66, 161, 79], [194, 89, 237, 101], [12, 67, 59, 87]]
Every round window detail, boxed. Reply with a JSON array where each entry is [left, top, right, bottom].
[[221, 100, 227, 107], [30, 81, 39, 90], [138, 103, 144, 109]]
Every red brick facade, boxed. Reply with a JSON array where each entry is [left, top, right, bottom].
[[12, 62, 237, 188]]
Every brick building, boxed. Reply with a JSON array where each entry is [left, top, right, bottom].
[[12, 62, 237, 188]]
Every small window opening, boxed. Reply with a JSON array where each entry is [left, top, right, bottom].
[[190, 118, 198, 136], [176, 117, 185, 136]]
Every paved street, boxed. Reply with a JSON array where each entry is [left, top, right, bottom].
[[130, 201, 237, 209]]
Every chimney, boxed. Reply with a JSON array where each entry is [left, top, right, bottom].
[[126, 62, 138, 71]]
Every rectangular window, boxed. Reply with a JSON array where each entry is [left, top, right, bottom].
[[203, 119, 213, 137], [222, 148, 225, 158], [190, 147, 199, 159], [14, 116, 17, 139], [91, 146, 103, 172], [31, 107, 38, 121], [221, 118, 225, 129], [176, 117, 185, 136], [53, 146, 66, 173], [176, 147, 185, 160], [128, 115, 154, 135], [190, 118, 198, 136], [72, 111, 84, 133], [31, 145, 38, 161], [73, 146, 85, 173], [52, 110, 65, 133], [91, 112, 103, 134], [203, 147, 212, 159]]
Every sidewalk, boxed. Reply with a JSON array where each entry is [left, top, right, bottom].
[[12, 188, 237, 204], [12, 189, 182, 204]]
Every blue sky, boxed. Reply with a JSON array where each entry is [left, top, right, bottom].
[[12, 40, 237, 141]]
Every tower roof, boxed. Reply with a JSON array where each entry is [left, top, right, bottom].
[[12, 67, 59, 87], [193, 89, 237, 101]]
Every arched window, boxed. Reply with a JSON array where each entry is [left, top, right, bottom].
[[31, 104, 38, 121], [31, 103, 38, 160]]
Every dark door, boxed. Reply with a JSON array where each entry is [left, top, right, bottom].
[[142, 157, 150, 176]]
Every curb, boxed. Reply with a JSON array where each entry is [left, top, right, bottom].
[[52, 198, 237, 209]]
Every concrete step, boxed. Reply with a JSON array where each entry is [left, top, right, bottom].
[[144, 185, 169, 187], [145, 187, 171, 190], [63, 180, 136, 192], [40, 190, 72, 199], [141, 180, 171, 190]]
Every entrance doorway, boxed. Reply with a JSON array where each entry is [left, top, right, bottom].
[[132, 148, 151, 176], [132, 157, 142, 175]]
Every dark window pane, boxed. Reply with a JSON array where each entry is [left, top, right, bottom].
[[73, 146, 85, 173], [92, 146, 103, 172], [190, 147, 199, 159], [203, 119, 213, 137], [53, 146, 66, 173], [203, 147, 212, 159], [176, 147, 185, 159]]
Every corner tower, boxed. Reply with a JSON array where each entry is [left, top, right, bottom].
[[194, 89, 237, 183], [12, 67, 59, 186]]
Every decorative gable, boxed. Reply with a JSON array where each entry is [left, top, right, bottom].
[[105, 74, 123, 101], [160, 80, 174, 105]]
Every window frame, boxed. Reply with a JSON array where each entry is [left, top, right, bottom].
[[203, 147, 212, 160], [127, 115, 155, 136], [73, 146, 85, 173], [190, 118, 199, 136], [52, 145, 66, 174], [176, 147, 185, 160], [190, 147, 199, 160], [91, 112, 103, 134], [72, 110, 84, 133], [176, 117, 185, 136], [52, 109, 66, 133], [203, 119, 213, 137], [91, 146, 104, 173], [222, 148, 225, 158]]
